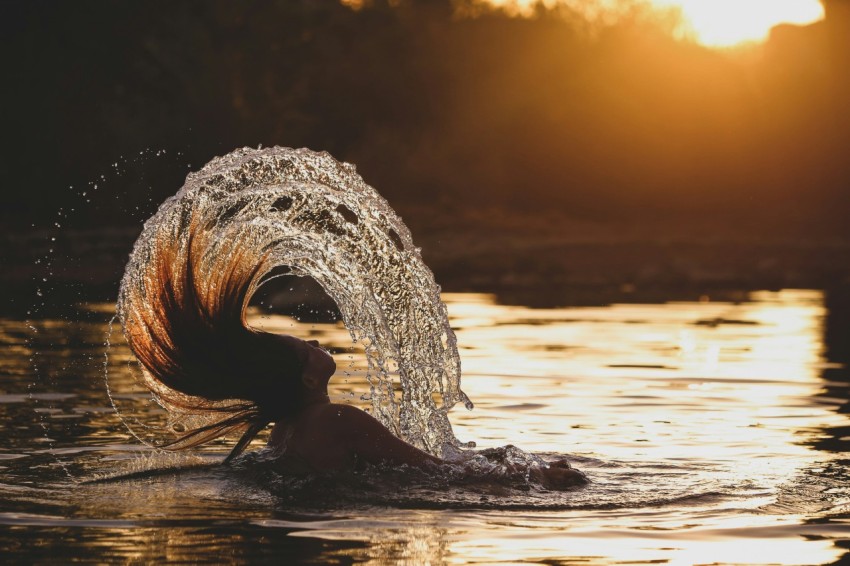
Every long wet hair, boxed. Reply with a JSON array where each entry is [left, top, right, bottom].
[[119, 205, 306, 462]]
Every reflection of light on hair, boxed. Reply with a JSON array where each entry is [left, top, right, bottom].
[[464, 0, 825, 47]]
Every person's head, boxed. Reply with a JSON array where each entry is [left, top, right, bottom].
[[239, 332, 336, 419], [273, 334, 337, 393]]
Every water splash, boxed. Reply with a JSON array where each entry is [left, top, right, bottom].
[[115, 147, 472, 455]]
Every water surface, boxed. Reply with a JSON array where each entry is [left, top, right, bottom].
[[2, 289, 849, 563]]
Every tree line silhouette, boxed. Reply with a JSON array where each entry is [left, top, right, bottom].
[[3, 0, 849, 237]]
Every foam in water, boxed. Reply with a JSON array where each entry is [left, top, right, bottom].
[[116, 147, 472, 456]]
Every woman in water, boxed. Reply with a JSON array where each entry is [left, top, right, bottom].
[[119, 208, 586, 489]]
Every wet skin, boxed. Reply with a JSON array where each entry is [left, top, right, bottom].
[[267, 336, 588, 489], [268, 335, 439, 469]]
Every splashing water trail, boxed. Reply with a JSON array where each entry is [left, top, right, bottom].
[[116, 147, 472, 456]]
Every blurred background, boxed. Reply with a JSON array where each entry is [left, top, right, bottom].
[[2, 0, 849, 308]]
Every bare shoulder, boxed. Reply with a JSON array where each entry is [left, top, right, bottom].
[[299, 402, 360, 420], [277, 404, 373, 470], [306, 403, 440, 468], [311, 403, 385, 434], [293, 403, 376, 436], [328, 403, 380, 421]]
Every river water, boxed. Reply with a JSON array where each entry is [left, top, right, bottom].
[[2, 289, 849, 564]]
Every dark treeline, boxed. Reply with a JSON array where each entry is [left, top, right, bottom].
[[2, 0, 849, 237]]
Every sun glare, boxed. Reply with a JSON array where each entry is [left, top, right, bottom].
[[471, 0, 825, 48], [654, 0, 825, 47]]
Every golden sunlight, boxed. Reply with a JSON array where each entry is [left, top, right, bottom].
[[472, 0, 825, 48], [654, 0, 825, 47]]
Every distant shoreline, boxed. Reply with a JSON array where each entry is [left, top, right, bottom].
[[4, 220, 849, 317]]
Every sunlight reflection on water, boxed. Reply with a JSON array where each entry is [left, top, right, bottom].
[[2, 289, 849, 564], [298, 289, 848, 563]]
